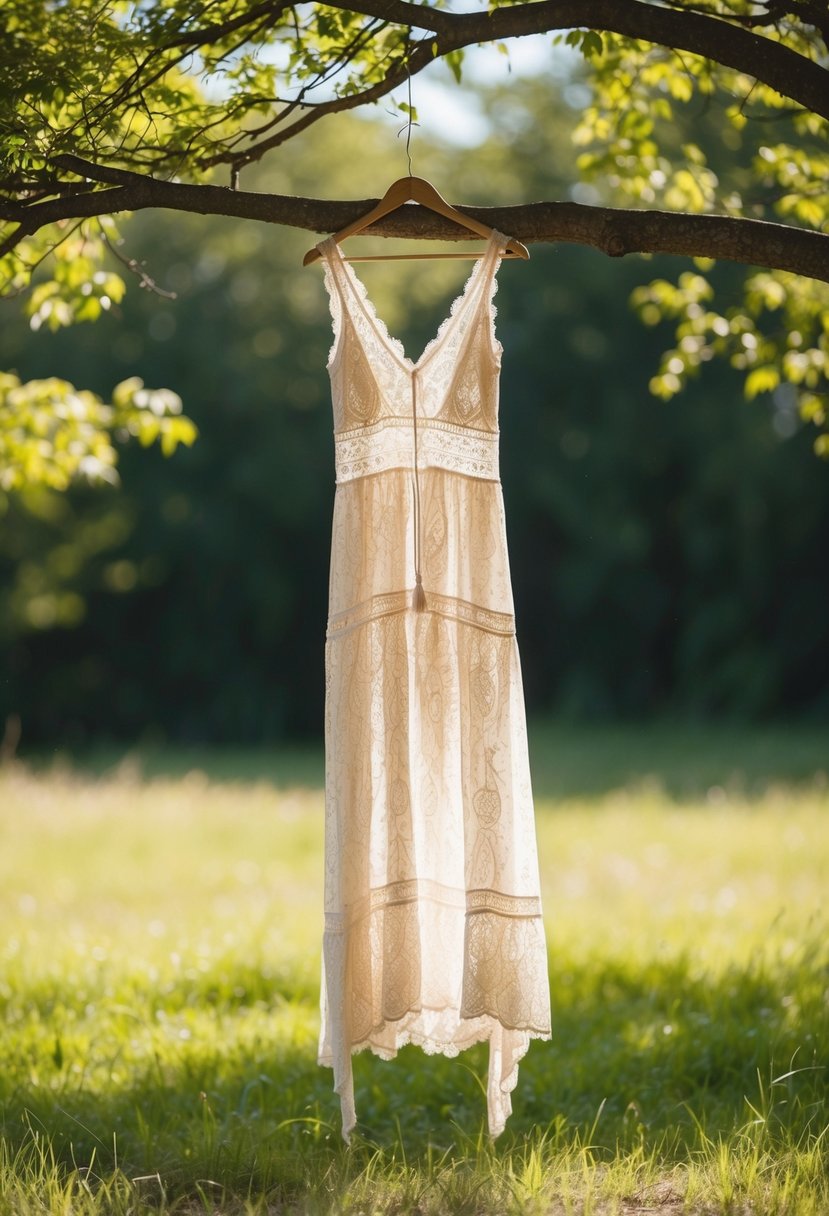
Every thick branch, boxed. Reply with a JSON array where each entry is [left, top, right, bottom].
[[3, 158, 827, 284], [320, 0, 829, 120], [207, 0, 829, 171], [6, 0, 825, 190]]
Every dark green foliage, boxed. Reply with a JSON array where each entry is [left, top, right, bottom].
[[1, 94, 827, 745], [502, 246, 829, 721]]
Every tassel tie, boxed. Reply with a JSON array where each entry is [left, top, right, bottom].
[[411, 369, 427, 613]]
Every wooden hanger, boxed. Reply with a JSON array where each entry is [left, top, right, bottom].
[[302, 175, 529, 265]]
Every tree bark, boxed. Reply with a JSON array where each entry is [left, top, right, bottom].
[[321, 0, 829, 121], [2, 155, 826, 284]]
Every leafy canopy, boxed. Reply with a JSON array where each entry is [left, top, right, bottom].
[[0, 0, 827, 480]]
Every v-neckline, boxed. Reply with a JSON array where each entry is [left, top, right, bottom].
[[324, 230, 503, 374]]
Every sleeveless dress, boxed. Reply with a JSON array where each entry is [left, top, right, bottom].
[[317, 229, 551, 1142]]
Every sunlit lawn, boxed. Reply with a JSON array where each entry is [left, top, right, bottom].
[[0, 722, 827, 1214]]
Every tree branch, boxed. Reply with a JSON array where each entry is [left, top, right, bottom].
[[318, 0, 829, 120], [190, 0, 829, 171], [206, 33, 436, 167], [2, 156, 826, 284], [160, 0, 292, 49]]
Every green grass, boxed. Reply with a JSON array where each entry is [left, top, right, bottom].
[[1, 722, 827, 1214]]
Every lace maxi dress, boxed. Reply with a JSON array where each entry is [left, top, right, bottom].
[[317, 229, 551, 1141]]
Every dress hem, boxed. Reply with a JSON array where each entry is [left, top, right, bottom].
[[318, 1010, 552, 1067]]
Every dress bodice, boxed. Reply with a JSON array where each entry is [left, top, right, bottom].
[[319, 232, 508, 485]]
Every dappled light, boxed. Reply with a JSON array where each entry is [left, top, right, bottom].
[[1, 728, 826, 1212]]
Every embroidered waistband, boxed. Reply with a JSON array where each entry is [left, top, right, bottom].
[[335, 418, 500, 484]]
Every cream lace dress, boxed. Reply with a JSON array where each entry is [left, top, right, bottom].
[[317, 229, 551, 1142]]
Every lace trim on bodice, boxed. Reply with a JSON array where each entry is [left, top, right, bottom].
[[318, 231, 507, 438], [320, 230, 506, 375]]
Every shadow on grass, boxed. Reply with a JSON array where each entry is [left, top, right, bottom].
[[2, 944, 825, 1198], [21, 719, 829, 803]]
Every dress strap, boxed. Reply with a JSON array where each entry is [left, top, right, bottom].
[[465, 229, 508, 364], [316, 238, 349, 368]]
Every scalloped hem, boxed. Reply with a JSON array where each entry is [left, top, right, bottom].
[[320, 1009, 551, 1144]]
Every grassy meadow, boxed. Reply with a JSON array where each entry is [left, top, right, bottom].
[[0, 721, 827, 1214]]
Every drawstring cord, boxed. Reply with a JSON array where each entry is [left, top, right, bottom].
[[411, 369, 426, 612]]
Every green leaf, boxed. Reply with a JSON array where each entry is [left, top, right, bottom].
[[581, 31, 603, 60], [0, 371, 197, 494], [444, 49, 464, 85], [745, 367, 780, 400]]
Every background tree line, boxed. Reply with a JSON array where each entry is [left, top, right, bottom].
[[1, 75, 827, 747]]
